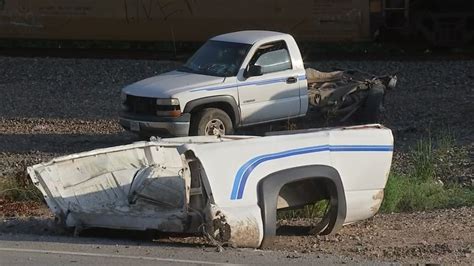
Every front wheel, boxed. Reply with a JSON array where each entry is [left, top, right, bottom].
[[189, 108, 234, 136]]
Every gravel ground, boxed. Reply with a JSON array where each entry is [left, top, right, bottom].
[[272, 207, 473, 264], [1, 56, 473, 263], [0, 205, 472, 264], [0, 57, 473, 168]]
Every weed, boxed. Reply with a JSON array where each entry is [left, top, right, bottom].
[[436, 128, 456, 153], [381, 131, 473, 213], [380, 174, 473, 213], [412, 137, 435, 181], [0, 170, 42, 202], [278, 200, 329, 220]]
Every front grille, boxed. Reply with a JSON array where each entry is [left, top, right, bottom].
[[124, 95, 157, 115]]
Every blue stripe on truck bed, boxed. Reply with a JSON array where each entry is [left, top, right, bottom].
[[230, 144, 393, 200]]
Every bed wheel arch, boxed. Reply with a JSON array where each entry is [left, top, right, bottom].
[[257, 164, 347, 248]]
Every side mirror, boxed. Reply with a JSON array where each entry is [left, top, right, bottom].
[[244, 65, 263, 78]]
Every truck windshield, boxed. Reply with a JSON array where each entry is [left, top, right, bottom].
[[179, 40, 251, 77]]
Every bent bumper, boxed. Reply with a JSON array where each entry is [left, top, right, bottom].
[[119, 113, 190, 137]]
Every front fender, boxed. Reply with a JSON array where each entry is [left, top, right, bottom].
[[183, 95, 241, 126]]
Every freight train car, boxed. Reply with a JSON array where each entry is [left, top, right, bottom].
[[0, 0, 472, 46]]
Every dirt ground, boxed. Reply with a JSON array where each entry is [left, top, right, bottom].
[[0, 202, 472, 264], [271, 208, 473, 264]]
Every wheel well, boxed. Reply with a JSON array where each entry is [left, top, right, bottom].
[[189, 102, 237, 126], [277, 178, 334, 211], [257, 165, 346, 248], [275, 178, 339, 238]]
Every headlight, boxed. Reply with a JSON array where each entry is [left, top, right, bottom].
[[155, 98, 181, 117], [156, 98, 180, 105]]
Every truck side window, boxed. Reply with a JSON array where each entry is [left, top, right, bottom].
[[249, 41, 292, 74]]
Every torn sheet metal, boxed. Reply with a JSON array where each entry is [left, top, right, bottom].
[[306, 68, 397, 120], [27, 136, 252, 232]]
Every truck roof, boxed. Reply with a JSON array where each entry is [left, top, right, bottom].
[[211, 30, 289, 44]]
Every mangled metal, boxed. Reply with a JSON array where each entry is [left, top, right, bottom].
[[28, 125, 394, 248], [306, 68, 397, 121]]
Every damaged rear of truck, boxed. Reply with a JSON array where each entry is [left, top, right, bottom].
[[28, 125, 393, 248]]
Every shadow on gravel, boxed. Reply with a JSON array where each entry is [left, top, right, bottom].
[[0, 217, 210, 248], [276, 225, 314, 236], [0, 133, 139, 154]]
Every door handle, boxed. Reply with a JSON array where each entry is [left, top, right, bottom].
[[286, 77, 297, 84]]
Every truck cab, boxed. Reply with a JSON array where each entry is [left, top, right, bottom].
[[120, 31, 308, 137]]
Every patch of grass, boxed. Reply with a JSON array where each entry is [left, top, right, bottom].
[[278, 200, 329, 220], [380, 174, 473, 213], [0, 171, 43, 202], [412, 137, 435, 182], [436, 128, 456, 153], [381, 131, 473, 213]]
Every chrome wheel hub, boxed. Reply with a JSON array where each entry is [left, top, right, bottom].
[[204, 119, 225, 136]]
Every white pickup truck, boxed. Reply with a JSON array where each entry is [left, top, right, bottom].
[[119, 30, 396, 137], [28, 124, 393, 248]]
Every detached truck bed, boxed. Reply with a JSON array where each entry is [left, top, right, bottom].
[[28, 124, 393, 248]]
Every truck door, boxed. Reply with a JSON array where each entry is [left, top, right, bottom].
[[238, 41, 302, 125]]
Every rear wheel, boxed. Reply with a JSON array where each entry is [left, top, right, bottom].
[[190, 108, 234, 136]]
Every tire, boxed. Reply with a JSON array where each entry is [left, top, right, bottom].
[[356, 83, 385, 124], [189, 108, 234, 136]]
